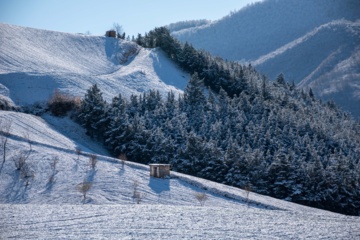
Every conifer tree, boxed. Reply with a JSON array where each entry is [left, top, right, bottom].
[[78, 84, 107, 139]]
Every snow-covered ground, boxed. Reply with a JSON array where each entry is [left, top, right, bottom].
[[0, 111, 359, 239], [2, 204, 358, 239], [0, 23, 188, 106]]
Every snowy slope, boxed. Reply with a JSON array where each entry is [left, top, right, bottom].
[[1, 111, 360, 239], [0, 23, 188, 106]]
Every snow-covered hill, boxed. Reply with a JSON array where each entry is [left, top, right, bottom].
[[0, 23, 188, 107], [171, 0, 360, 118], [0, 111, 359, 239]]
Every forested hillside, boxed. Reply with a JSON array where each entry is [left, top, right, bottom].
[[75, 28, 360, 216], [254, 20, 360, 118], [170, 0, 360, 119]]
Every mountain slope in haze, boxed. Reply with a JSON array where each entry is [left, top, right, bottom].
[[170, 0, 360, 118], [254, 20, 360, 117], [171, 0, 359, 62], [0, 23, 188, 107], [1, 110, 359, 239]]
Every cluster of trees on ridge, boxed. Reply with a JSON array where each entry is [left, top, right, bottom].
[[134, 27, 257, 97]]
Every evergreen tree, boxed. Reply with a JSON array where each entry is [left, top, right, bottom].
[[183, 73, 206, 131], [78, 84, 107, 139]]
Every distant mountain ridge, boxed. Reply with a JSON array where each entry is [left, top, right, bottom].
[[170, 0, 360, 118], [166, 19, 211, 33], [255, 20, 360, 117]]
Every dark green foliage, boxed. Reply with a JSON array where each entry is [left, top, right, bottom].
[[77, 77, 360, 215], [77, 84, 107, 139], [0, 97, 18, 111]]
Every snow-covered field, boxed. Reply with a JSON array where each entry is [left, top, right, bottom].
[[2, 204, 358, 239], [0, 111, 359, 239]]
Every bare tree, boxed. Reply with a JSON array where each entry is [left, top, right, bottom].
[[12, 130, 32, 172], [194, 192, 208, 206], [75, 147, 82, 161], [48, 156, 59, 184], [13, 151, 28, 170], [11, 129, 34, 183], [11, 150, 34, 188], [244, 184, 251, 204], [113, 22, 125, 39], [77, 181, 92, 203], [0, 119, 11, 172], [132, 179, 144, 204], [50, 156, 59, 172], [89, 154, 97, 169], [22, 130, 33, 155], [118, 153, 127, 169]]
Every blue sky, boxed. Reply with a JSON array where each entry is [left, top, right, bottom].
[[0, 0, 261, 37]]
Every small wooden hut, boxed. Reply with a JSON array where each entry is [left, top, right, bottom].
[[105, 30, 116, 38], [149, 164, 170, 178]]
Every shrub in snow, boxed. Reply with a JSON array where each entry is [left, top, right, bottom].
[[89, 154, 97, 169], [131, 179, 144, 204], [132, 191, 143, 204], [0, 96, 18, 111], [50, 156, 59, 171], [20, 163, 34, 180], [13, 151, 30, 171], [75, 148, 82, 161], [0, 119, 11, 173], [22, 102, 47, 116], [48, 156, 59, 184], [118, 153, 127, 169], [194, 192, 208, 206], [77, 181, 92, 204], [47, 89, 80, 117], [244, 184, 251, 203], [12, 151, 34, 184]]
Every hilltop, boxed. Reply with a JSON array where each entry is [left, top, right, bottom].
[[0, 23, 188, 107]]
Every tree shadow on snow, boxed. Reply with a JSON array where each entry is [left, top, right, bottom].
[[85, 169, 97, 183], [5, 170, 30, 203]]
